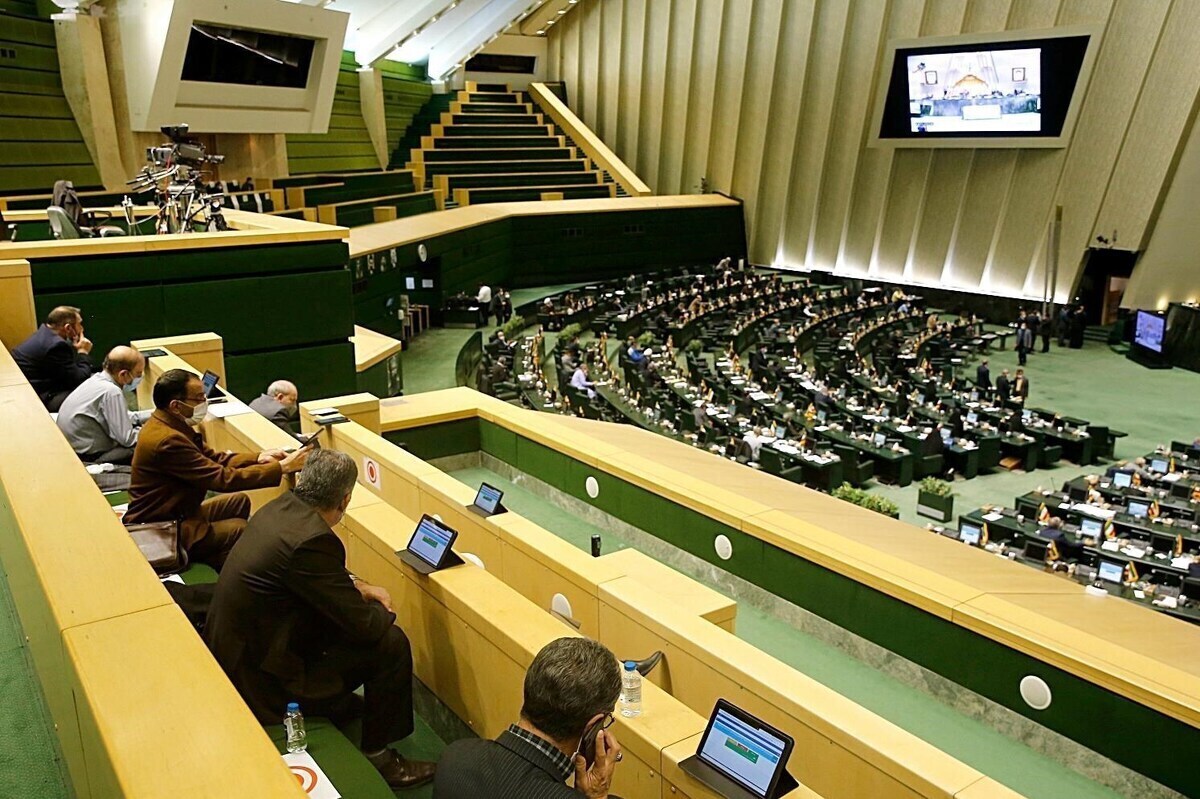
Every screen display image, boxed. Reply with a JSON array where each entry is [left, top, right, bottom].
[[775, 425, 786, 439], [940, 427, 952, 440], [181, 23, 315, 89], [1127, 501, 1149, 519], [966, 411, 978, 424], [1134, 311, 1165, 354], [1151, 458, 1169, 473], [1098, 561, 1124, 584], [1113, 471, 1133, 488], [201, 370, 220, 398], [1022, 409, 1033, 422], [407, 516, 454, 567], [698, 708, 787, 797], [1080, 517, 1102, 537], [873, 432, 886, 447], [474, 483, 503, 514], [907, 48, 1041, 134], [959, 524, 982, 545]]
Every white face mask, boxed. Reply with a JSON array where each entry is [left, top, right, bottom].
[[123, 375, 143, 394], [181, 400, 208, 425]]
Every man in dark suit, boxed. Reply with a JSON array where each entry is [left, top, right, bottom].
[[1037, 516, 1066, 542], [248, 379, 299, 432], [434, 637, 623, 799], [1012, 368, 1030, 402], [124, 369, 306, 569], [995, 369, 1011, 403], [748, 344, 768, 374], [1015, 323, 1033, 366], [206, 449, 436, 790], [11, 305, 97, 410], [975, 359, 991, 390]]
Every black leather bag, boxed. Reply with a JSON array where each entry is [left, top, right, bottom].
[[124, 520, 188, 574]]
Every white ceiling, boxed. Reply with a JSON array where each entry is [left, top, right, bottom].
[[283, 0, 580, 79]]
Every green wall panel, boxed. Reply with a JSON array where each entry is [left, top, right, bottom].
[[480, 419, 517, 465], [34, 285, 165, 360], [384, 419, 479, 462], [287, 50, 378, 175], [225, 341, 356, 402]]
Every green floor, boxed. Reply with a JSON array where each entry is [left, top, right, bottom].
[[448, 466, 1120, 799]]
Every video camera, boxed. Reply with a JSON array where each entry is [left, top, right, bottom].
[[145, 124, 225, 171]]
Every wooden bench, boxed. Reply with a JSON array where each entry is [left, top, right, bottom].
[[453, 183, 615, 207]]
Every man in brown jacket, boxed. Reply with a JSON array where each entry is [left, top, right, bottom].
[[124, 369, 308, 570]]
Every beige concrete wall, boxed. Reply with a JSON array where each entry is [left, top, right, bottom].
[[547, 0, 1200, 303]]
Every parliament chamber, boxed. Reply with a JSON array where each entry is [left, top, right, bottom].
[[2, 1, 1200, 798]]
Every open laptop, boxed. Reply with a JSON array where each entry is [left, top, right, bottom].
[[679, 700, 797, 799], [200, 369, 227, 402], [396, 514, 462, 574], [958, 522, 982, 546], [468, 482, 506, 517], [1112, 471, 1133, 488]]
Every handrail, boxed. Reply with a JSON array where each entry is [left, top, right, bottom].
[[528, 82, 652, 197]]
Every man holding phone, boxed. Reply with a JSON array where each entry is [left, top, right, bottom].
[[434, 637, 625, 798]]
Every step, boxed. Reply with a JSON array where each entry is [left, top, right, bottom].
[[454, 183, 616, 206], [458, 91, 523, 103], [427, 135, 565, 150], [413, 147, 579, 163], [443, 113, 545, 126], [453, 102, 533, 114], [434, 171, 603, 192], [435, 124, 555, 137]]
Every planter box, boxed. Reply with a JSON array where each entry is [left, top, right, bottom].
[[917, 490, 954, 522]]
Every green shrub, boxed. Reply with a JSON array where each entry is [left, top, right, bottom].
[[559, 323, 583, 342], [918, 477, 954, 497], [685, 339, 704, 354], [637, 331, 655, 347], [832, 482, 898, 517], [501, 314, 525, 341]]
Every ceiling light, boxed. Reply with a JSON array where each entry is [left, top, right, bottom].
[[558, 8, 566, 14]]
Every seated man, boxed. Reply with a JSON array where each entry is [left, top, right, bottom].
[[434, 637, 623, 799], [124, 369, 306, 570], [249, 379, 299, 432], [56, 345, 150, 465], [570, 363, 597, 400], [1037, 516, 1066, 542], [206, 450, 435, 790], [11, 305, 97, 411], [625, 337, 646, 367]]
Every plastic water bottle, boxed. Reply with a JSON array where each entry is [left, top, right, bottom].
[[620, 661, 642, 717], [285, 702, 307, 753]]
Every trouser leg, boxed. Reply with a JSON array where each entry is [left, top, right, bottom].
[[190, 493, 251, 570], [93, 446, 135, 465]]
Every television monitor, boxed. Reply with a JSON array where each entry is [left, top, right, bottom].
[[182, 24, 316, 89], [1080, 517, 1102, 537], [873, 432, 886, 447], [1182, 578, 1200, 602], [966, 411, 978, 424], [1127, 500, 1149, 519], [1022, 409, 1033, 423], [959, 523, 982, 546], [1133, 310, 1165, 354], [940, 427, 952, 440], [1023, 539, 1051, 563], [1113, 471, 1132, 488], [871, 27, 1099, 148], [1151, 458, 1169, 473], [1098, 560, 1125, 584]]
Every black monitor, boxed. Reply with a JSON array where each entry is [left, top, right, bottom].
[[958, 522, 982, 546], [1150, 458, 1169, 474], [873, 432, 886, 447], [1097, 559, 1125, 584], [1067, 484, 1087, 502], [1023, 539, 1051, 563], [966, 411, 978, 424], [1113, 471, 1132, 488], [1127, 500, 1149, 519], [1079, 517, 1102, 538], [1181, 578, 1200, 602]]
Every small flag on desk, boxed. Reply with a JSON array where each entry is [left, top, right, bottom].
[[1047, 540, 1060, 562], [1176, 534, 1184, 557], [1037, 502, 1050, 523], [1127, 561, 1139, 582], [981, 522, 990, 544], [1132, 472, 1142, 487], [1169, 457, 1176, 474], [1102, 518, 1116, 540], [1149, 500, 1161, 519]]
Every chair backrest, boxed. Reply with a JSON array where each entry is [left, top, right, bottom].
[[46, 206, 80, 239]]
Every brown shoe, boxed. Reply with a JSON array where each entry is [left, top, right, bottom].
[[369, 749, 436, 790]]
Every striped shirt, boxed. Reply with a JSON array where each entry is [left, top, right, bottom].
[[504, 724, 574, 783], [56, 372, 151, 457]]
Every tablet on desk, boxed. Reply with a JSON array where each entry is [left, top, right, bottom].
[[397, 514, 462, 574], [200, 370, 227, 402], [469, 482, 505, 517], [680, 700, 797, 799]]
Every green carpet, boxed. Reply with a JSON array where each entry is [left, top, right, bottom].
[[447, 465, 1122, 799]]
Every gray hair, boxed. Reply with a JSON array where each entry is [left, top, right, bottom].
[[520, 637, 622, 742], [293, 449, 357, 510], [267, 379, 297, 398]]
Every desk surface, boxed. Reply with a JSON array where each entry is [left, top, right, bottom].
[[351, 325, 403, 371], [378, 388, 1200, 729]]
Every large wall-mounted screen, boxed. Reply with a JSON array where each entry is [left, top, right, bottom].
[[1134, 310, 1165, 354], [870, 27, 1099, 148], [181, 24, 316, 89]]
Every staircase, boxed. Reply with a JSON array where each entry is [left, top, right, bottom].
[[397, 82, 618, 208]]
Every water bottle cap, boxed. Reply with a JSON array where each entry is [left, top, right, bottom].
[[624, 661, 637, 671], [287, 702, 299, 712]]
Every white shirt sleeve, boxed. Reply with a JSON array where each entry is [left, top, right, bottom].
[[101, 389, 139, 448]]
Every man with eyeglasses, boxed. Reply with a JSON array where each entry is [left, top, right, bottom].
[[433, 637, 625, 798], [124, 369, 308, 570]]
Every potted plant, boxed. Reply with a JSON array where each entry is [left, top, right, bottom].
[[637, 331, 656, 348], [557, 323, 583, 350], [917, 477, 955, 522], [832, 483, 900, 518]]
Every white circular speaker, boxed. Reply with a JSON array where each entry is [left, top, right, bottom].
[[432, 513, 443, 522], [714, 534, 733, 561], [461, 552, 485, 569], [585, 476, 599, 499], [1019, 675, 1052, 710]]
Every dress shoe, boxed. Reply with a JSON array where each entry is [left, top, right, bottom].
[[369, 749, 436, 790]]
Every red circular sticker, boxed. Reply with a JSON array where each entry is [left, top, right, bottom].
[[290, 765, 318, 792]]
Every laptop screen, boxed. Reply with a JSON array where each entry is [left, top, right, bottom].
[[201, 370, 220, 398], [698, 704, 791, 798], [1151, 458, 1168, 473], [1098, 560, 1124, 584], [959, 524, 981, 545], [1080, 517, 1102, 537], [474, 483, 503, 514], [873, 432, 886, 447], [406, 515, 456, 568], [1113, 471, 1132, 488], [966, 411, 978, 424], [1127, 501, 1148, 519]]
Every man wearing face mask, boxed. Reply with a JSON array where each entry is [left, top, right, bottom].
[[205, 450, 436, 790], [249, 379, 300, 433], [124, 369, 308, 570], [56, 346, 150, 465], [11, 305, 97, 411]]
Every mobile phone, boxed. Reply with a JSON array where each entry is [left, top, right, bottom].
[[577, 717, 606, 767], [300, 432, 322, 450]]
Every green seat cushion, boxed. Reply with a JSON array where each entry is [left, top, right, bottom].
[[265, 719, 395, 799], [178, 563, 218, 585]]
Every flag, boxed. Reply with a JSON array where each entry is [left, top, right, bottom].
[[1148, 500, 1160, 519], [1176, 534, 1184, 557], [1169, 456, 1176, 474], [1037, 503, 1050, 523], [1127, 561, 1139, 582], [1132, 473, 1142, 488], [1102, 518, 1115, 540], [1047, 541, 1060, 562], [981, 522, 989, 544]]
